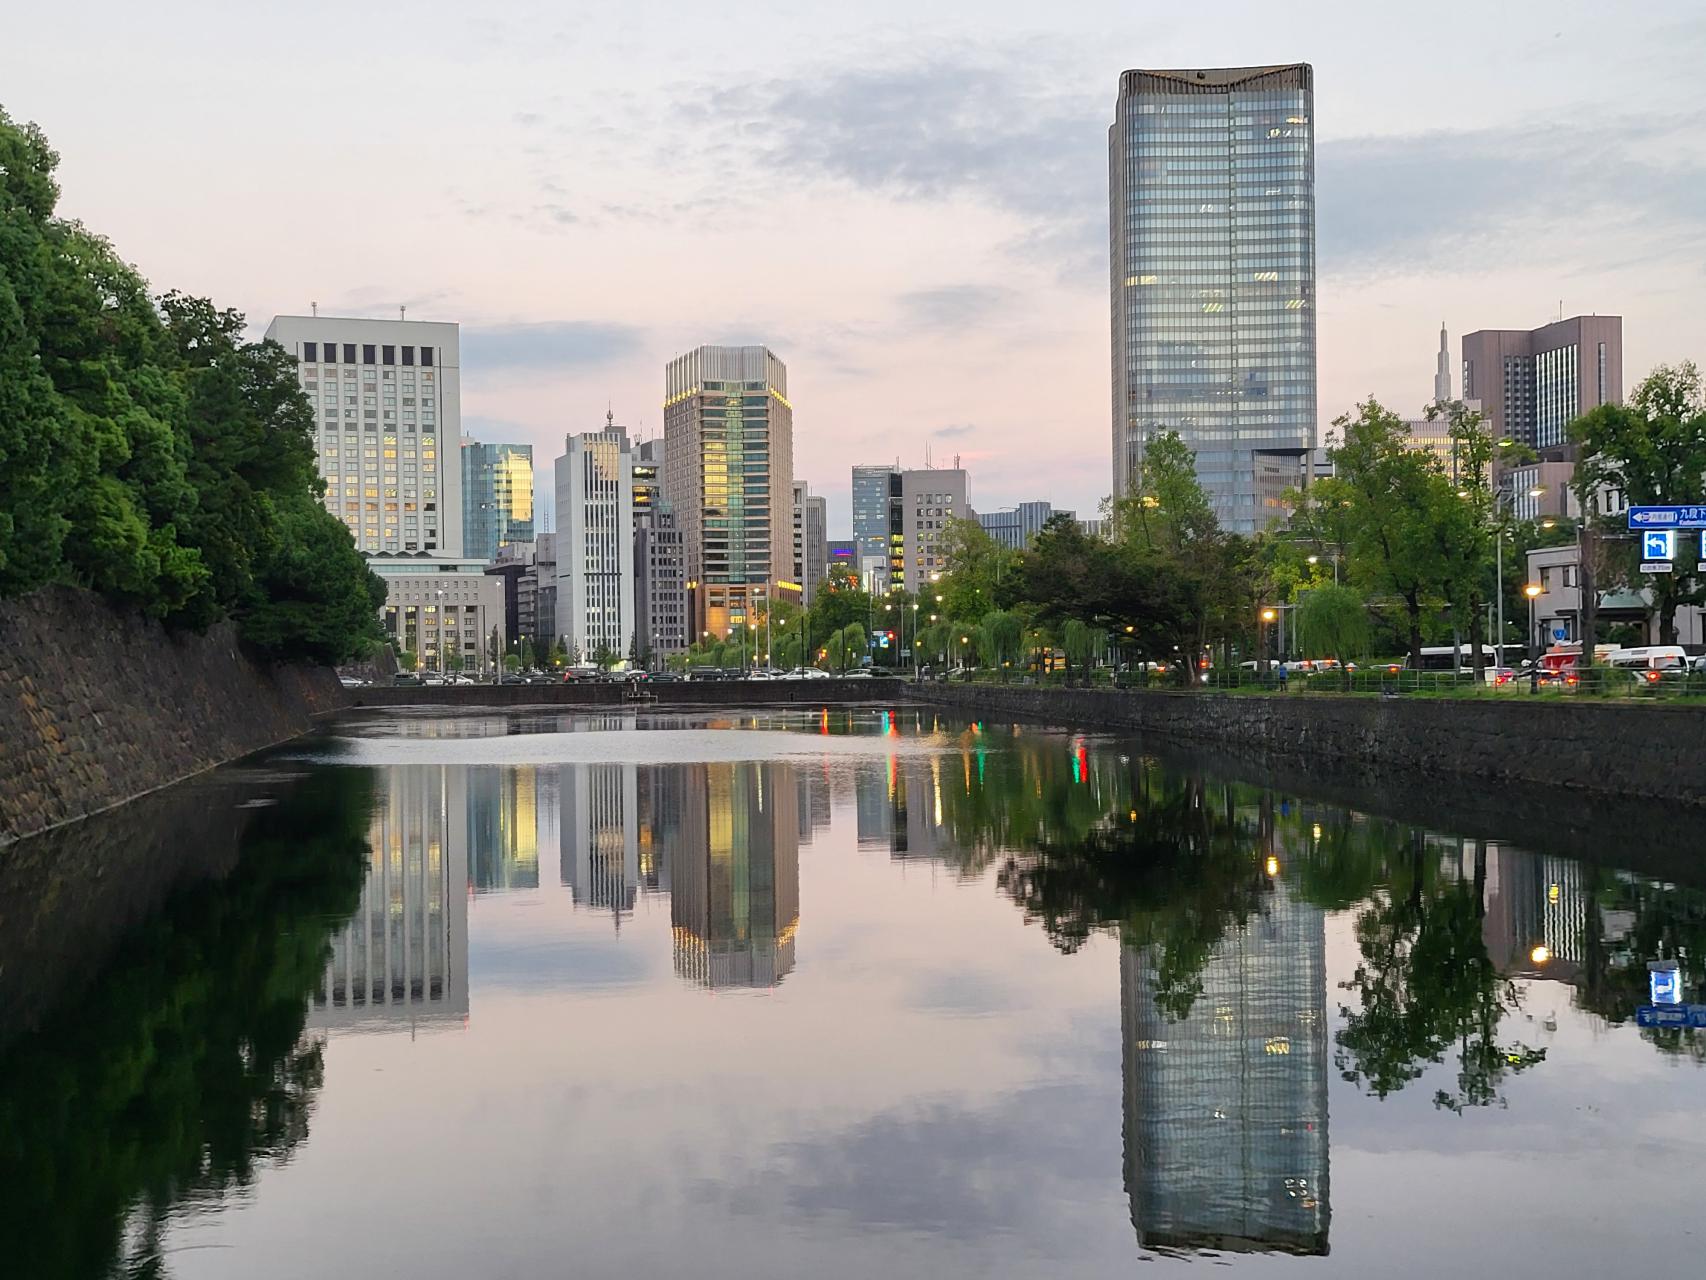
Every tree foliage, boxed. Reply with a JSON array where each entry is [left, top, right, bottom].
[[0, 108, 381, 663]]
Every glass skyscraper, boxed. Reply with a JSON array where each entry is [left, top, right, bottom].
[[1109, 65, 1316, 532], [459, 439, 534, 562]]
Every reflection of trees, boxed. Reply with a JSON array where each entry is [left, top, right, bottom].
[[1334, 839, 1545, 1110], [0, 768, 373, 1280]]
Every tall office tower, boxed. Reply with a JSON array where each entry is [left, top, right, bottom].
[[1433, 323, 1453, 404], [897, 468, 968, 593], [1121, 877, 1329, 1256], [633, 437, 688, 665], [792, 480, 829, 605], [308, 765, 470, 1032], [555, 416, 635, 663], [852, 464, 899, 591], [1109, 66, 1316, 533], [663, 346, 795, 638], [670, 760, 801, 989], [1461, 316, 1622, 455], [264, 314, 462, 555], [978, 500, 1075, 551], [460, 439, 534, 562]]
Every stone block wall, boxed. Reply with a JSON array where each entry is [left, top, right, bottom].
[[913, 684, 1706, 808], [0, 586, 346, 844]]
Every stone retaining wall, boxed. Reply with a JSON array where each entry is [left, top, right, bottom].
[[347, 677, 909, 709], [0, 587, 346, 844], [912, 684, 1706, 807]]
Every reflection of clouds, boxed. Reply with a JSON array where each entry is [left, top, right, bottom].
[[906, 970, 1019, 1019], [709, 1082, 1118, 1248]]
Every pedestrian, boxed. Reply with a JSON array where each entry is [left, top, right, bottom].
[[1276, 660, 1289, 692]]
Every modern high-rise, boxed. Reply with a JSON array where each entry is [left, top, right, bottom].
[[264, 314, 462, 555], [663, 346, 795, 638], [792, 480, 829, 605], [634, 441, 688, 665], [555, 416, 635, 663], [459, 439, 534, 562], [852, 464, 898, 590], [1433, 322, 1453, 404], [1109, 65, 1317, 533], [1121, 877, 1329, 1255], [978, 501, 1075, 551], [1461, 316, 1622, 455]]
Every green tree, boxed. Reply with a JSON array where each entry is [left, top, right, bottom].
[[397, 648, 418, 671], [1062, 619, 1097, 685], [1294, 584, 1372, 691], [1572, 363, 1706, 647]]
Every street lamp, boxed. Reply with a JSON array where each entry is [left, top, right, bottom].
[[1305, 552, 1340, 585], [1258, 606, 1277, 677]]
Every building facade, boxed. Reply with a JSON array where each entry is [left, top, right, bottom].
[[1109, 65, 1317, 533], [792, 481, 829, 604], [632, 438, 687, 665], [978, 501, 1075, 550], [662, 346, 795, 638], [852, 464, 897, 589], [459, 439, 534, 562], [264, 314, 462, 556], [370, 554, 506, 672], [898, 468, 968, 593], [534, 532, 558, 650], [556, 418, 636, 663], [1462, 316, 1622, 455]]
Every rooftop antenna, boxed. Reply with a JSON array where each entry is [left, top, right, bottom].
[[311, 300, 318, 317], [953, 453, 961, 470], [400, 304, 407, 321]]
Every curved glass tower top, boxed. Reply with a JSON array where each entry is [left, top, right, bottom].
[[1110, 65, 1316, 532]]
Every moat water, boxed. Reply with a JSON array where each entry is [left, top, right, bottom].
[[3, 707, 1703, 1278]]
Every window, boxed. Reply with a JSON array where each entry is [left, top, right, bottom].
[[383, 344, 395, 365], [303, 341, 318, 361], [421, 347, 434, 367], [343, 343, 357, 363], [402, 346, 415, 366], [362, 344, 376, 364]]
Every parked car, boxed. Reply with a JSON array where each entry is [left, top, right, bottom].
[[649, 670, 683, 683], [392, 673, 422, 686], [339, 675, 366, 687]]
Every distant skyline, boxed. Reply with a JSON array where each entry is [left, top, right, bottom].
[[7, 0, 1705, 536]]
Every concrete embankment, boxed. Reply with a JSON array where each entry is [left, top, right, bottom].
[[0, 587, 346, 844], [912, 683, 1706, 808], [346, 677, 910, 709]]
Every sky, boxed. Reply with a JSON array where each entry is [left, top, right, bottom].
[[6, 0, 1706, 537]]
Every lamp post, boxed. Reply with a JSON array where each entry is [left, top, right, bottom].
[[1305, 552, 1339, 585], [1259, 606, 1277, 678], [910, 602, 920, 680], [1524, 582, 1544, 691], [1492, 484, 1547, 669]]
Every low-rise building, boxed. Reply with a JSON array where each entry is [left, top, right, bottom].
[[1524, 542, 1706, 650], [370, 554, 507, 672]]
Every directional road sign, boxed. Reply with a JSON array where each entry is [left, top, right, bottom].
[[1643, 530, 1676, 560], [1628, 505, 1706, 529]]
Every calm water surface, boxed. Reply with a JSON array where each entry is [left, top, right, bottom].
[[3, 707, 1704, 1279]]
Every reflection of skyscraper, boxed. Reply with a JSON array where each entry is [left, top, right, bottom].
[[467, 766, 540, 892], [1483, 844, 1586, 983], [853, 760, 892, 850], [670, 762, 801, 988], [796, 762, 833, 846], [310, 766, 470, 1032], [1121, 880, 1329, 1256], [560, 763, 640, 924]]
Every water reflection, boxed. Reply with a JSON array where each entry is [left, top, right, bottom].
[[6, 709, 1706, 1278]]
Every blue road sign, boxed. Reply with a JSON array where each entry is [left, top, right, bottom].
[[1628, 506, 1706, 529], [1551, 627, 1568, 642], [1643, 530, 1676, 560], [1636, 1005, 1706, 1028], [1651, 963, 1683, 1005]]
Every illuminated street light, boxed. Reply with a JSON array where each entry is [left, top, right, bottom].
[[1261, 607, 1277, 623], [1264, 855, 1280, 877], [1530, 945, 1551, 965], [1524, 583, 1543, 599]]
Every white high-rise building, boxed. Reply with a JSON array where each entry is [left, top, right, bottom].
[[264, 314, 463, 556], [555, 415, 636, 663]]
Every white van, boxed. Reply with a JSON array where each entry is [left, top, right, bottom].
[[1604, 646, 1690, 683]]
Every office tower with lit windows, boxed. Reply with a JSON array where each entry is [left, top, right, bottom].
[[663, 346, 796, 639], [1462, 316, 1622, 463], [1121, 878, 1329, 1255], [460, 439, 534, 562], [898, 468, 968, 593], [264, 314, 462, 555], [793, 480, 829, 605], [555, 414, 635, 663], [1109, 65, 1316, 532]]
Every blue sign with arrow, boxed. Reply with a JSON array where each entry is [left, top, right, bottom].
[[1642, 530, 1676, 561], [1628, 505, 1706, 529]]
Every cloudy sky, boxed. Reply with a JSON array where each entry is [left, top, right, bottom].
[[7, 0, 1705, 534]]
